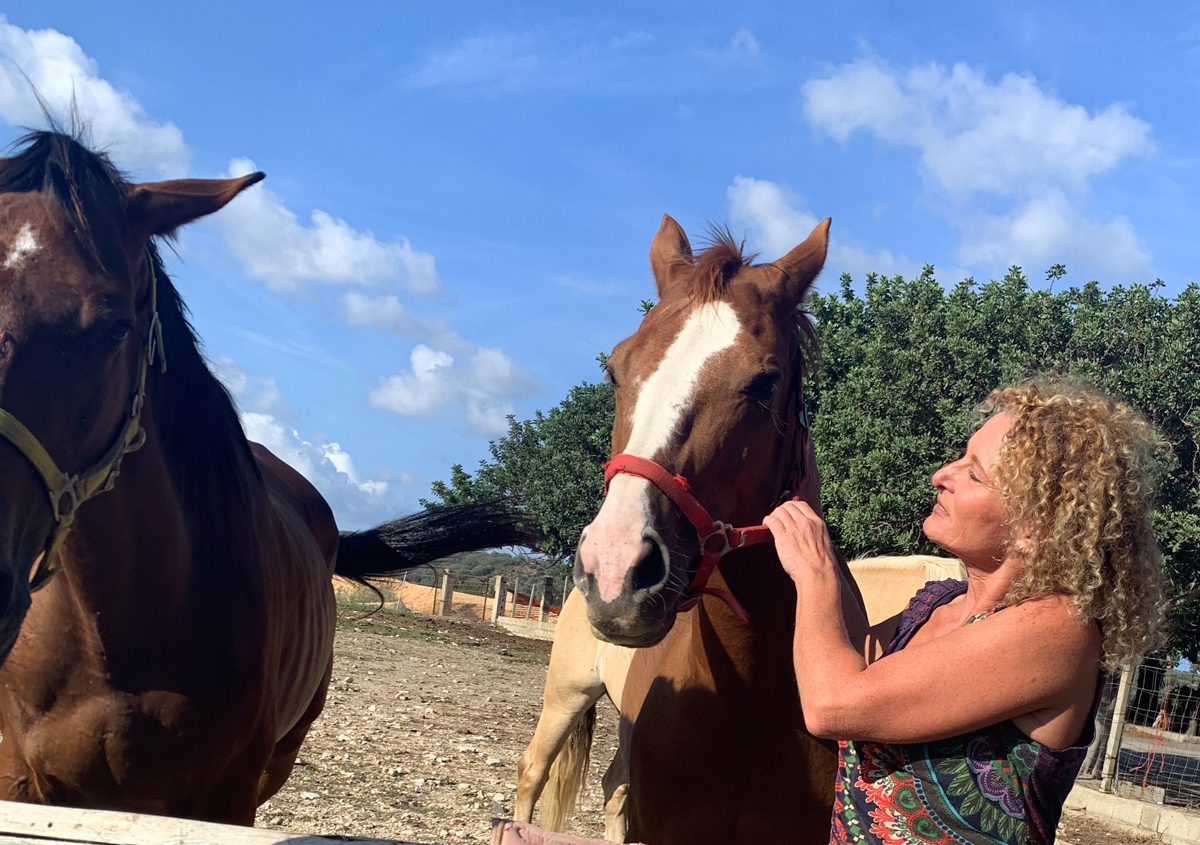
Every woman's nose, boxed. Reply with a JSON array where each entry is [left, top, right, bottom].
[[931, 463, 950, 487]]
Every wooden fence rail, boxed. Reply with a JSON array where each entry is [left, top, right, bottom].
[[0, 801, 426, 845]]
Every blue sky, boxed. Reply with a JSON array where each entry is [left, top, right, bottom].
[[2, 2, 1198, 527]]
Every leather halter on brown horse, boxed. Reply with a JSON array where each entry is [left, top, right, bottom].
[[0, 131, 534, 824], [0, 258, 164, 593], [602, 390, 809, 623], [575, 214, 862, 845]]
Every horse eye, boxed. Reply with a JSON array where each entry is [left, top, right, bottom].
[[744, 372, 778, 402], [97, 321, 133, 350], [605, 366, 619, 388]]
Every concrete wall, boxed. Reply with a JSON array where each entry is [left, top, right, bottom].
[[1067, 783, 1200, 844]]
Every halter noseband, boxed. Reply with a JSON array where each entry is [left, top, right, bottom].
[[0, 258, 166, 592], [602, 380, 809, 624]]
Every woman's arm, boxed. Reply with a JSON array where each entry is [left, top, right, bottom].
[[765, 500, 1099, 745]]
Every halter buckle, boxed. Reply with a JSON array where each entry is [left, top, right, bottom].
[[50, 477, 79, 523], [699, 521, 734, 557]]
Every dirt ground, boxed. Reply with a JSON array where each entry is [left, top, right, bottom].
[[255, 606, 1160, 845]]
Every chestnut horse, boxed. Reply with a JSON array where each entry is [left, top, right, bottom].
[[573, 215, 856, 844], [516, 555, 967, 841], [0, 131, 532, 823]]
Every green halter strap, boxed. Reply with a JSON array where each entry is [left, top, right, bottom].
[[0, 257, 166, 592]]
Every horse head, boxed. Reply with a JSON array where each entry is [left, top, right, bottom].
[[575, 214, 829, 647], [0, 132, 261, 662]]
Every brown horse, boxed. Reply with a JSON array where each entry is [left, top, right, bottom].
[[574, 215, 857, 844], [0, 131, 532, 823]]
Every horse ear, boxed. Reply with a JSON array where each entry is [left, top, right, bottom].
[[649, 214, 693, 297], [772, 218, 831, 303], [126, 172, 265, 240]]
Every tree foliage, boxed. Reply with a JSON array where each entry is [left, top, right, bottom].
[[428, 266, 1200, 660]]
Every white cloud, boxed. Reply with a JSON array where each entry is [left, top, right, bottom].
[[216, 359, 412, 528], [211, 356, 293, 421], [727, 175, 915, 279], [369, 344, 536, 437], [0, 15, 188, 177], [404, 27, 768, 94], [958, 191, 1149, 276], [213, 158, 441, 295], [342, 291, 466, 351], [729, 29, 760, 58], [801, 58, 1153, 197], [799, 57, 1155, 278]]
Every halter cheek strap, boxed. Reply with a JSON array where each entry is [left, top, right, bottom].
[[0, 258, 166, 592]]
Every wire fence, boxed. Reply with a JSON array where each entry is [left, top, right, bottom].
[[1077, 655, 1200, 812]]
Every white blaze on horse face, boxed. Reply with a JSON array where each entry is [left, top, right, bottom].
[[3, 224, 39, 270], [580, 302, 741, 603]]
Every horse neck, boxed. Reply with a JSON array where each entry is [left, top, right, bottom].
[[52, 391, 258, 651]]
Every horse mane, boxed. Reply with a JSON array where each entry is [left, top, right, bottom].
[[686, 225, 758, 303], [0, 130, 259, 510]]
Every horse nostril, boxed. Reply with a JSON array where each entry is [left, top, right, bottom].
[[631, 543, 667, 593]]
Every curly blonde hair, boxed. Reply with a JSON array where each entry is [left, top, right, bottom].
[[977, 378, 1166, 666]]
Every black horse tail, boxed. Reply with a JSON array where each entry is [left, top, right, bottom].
[[334, 500, 537, 585]]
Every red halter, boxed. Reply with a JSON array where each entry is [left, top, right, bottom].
[[602, 388, 809, 624]]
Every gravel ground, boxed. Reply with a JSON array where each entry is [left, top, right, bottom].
[[254, 605, 618, 844], [255, 606, 1165, 845]]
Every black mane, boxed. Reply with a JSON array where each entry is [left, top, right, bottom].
[[0, 130, 259, 509]]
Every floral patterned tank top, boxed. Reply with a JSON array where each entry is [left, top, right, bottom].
[[829, 580, 1099, 845]]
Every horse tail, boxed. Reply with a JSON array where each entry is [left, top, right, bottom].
[[335, 501, 537, 583], [540, 704, 596, 831]]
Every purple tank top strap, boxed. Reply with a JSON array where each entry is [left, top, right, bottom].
[[886, 578, 968, 655]]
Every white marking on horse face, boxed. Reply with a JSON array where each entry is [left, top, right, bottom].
[[580, 302, 742, 602], [4, 224, 39, 270]]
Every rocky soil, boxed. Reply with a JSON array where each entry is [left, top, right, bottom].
[[254, 606, 617, 844], [255, 605, 1159, 845]]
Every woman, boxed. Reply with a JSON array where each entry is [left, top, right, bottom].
[[765, 379, 1165, 845]]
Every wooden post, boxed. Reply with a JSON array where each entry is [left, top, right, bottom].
[[539, 576, 552, 622], [438, 571, 455, 617], [510, 578, 520, 618], [1101, 659, 1137, 793], [490, 575, 505, 623]]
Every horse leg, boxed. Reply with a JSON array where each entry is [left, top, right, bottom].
[[601, 744, 629, 843], [516, 588, 605, 829], [0, 740, 37, 803], [257, 660, 331, 804], [515, 688, 602, 828]]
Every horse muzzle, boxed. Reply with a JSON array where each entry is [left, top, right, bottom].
[[573, 526, 681, 647]]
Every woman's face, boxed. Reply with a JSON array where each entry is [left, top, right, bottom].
[[923, 413, 1014, 568]]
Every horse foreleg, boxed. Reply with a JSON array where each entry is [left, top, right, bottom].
[[515, 688, 602, 828], [601, 743, 630, 843], [257, 660, 331, 804]]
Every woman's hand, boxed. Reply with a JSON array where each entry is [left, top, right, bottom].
[[765, 499, 838, 583]]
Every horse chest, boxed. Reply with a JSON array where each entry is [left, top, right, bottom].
[[3, 682, 271, 810], [623, 612, 837, 844]]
